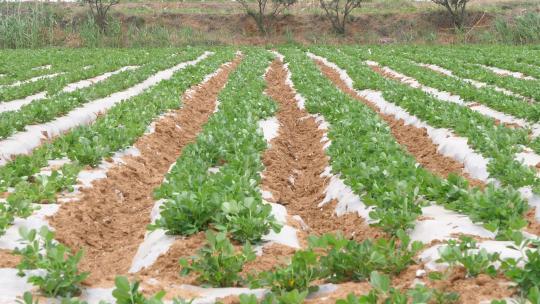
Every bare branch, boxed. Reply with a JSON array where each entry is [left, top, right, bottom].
[[236, 0, 297, 34], [85, 0, 119, 32], [431, 0, 470, 29], [319, 0, 364, 34]]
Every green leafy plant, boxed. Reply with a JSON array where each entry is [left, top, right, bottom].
[[250, 249, 321, 293], [179, 231, 256, 287], [111, 276, 166, 304], [150, 191, 220, 236], [501, 236, 540, 299], [528, 286, 540, 304], [14, 226, 88, 298], [263, 290, 309, 304], [239, 290, 308, 304], [368, 183, 423, 234], [16, 292, 40, 304], [309, 230, 422, 283], [335, 272, 459, 304], [216, 197, 281, 243], [436, 236, 499, 278]]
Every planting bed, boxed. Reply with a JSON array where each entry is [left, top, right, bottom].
[[1, 46, 540, 304]]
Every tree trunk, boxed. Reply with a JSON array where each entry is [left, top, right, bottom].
[[248, 11, 267, 35], [96, 12, 107, 33]]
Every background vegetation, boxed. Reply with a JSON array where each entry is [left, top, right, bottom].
[[0, 0, 539, 48]]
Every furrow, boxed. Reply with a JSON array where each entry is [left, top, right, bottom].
[[262, 58, 379, 243], [49, 55, 242, 286]]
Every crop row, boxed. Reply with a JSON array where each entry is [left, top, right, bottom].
[[359, 46, 540, 155], [0, 49, 80, 85], [318, 46, 540, 193], [0, 49, 199, 139], [365, 47, 540, 125], [0, 50, 165, 102], [3, 47, 540, 303], [152, 48, 281, 244], [428, 45, 540, 80], [0, 49, 164, 92], [396, 46, 540, 103], [0, 48, 235, 236], [293, 48, 531, 238]]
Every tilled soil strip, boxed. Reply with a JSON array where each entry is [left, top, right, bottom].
[[49, 55, 242, 286], [262, 59, 382, 242], [315, 60, 485, 188]]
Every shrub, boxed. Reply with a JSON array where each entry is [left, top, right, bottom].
[[236, 0, 297, 35], [319, 0, 365, 34], [431, 0, 470, 29]]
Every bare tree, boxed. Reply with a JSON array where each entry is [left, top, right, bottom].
[[319, 0, 364, 35], [431, 0, 470, 29], [84, 0, 119, 33], [237, 0, 297, 35]]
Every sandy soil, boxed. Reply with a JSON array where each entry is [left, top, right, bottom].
[[0, 249, 20, 268], [262, 59, 384, 242], [49, 55, 242, 286]]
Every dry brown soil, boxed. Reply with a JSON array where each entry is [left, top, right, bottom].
[[49, 55, 242, 286]]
